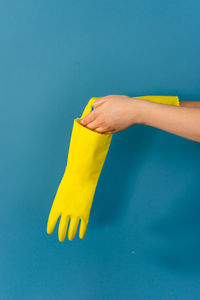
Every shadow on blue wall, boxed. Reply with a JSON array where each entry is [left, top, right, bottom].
[[91, 124, 200, 276], [91, 125, 154, 226], [146, 183, 200, 275]]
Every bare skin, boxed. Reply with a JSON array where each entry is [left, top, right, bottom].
[[79, 95, 200, 143]]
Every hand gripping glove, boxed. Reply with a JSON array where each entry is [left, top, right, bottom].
[[47, 95, 180, 242]]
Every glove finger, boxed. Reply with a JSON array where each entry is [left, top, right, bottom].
[[58, 214, 70, 242], [68, 216, 80, 241], [79, 219, 87, 239], [47, 208, 60, 234]]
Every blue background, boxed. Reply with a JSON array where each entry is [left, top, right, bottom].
[[1, 0, 200, 299]]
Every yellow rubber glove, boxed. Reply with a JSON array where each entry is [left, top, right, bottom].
[[47, 95, 180, 242], [47, 97, 112, 241]]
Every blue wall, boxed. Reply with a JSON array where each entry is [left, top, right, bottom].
[[1, 1, 200, 299]]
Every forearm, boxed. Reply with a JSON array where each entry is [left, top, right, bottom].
[[135, 100, 200, 143], [180, 101, 200, 108]]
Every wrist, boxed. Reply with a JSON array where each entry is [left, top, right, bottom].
[[130, 98, 149, 125]]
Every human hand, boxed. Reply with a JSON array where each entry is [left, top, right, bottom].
[[79, 95, 140, 134]]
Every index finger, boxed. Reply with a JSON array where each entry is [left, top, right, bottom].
[[80, 110, 96, 126]]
